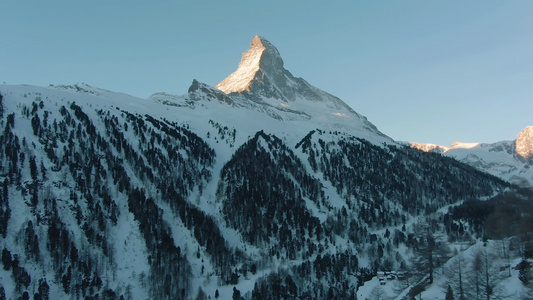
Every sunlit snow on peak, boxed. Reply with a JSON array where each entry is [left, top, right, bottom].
[[449, 142, 481, 149], [332, 112, 350, 118], [215, 36, 267, 94]]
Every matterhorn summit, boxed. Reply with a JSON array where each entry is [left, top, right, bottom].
[[215, 35, 347, 106], [215, 35, 284, 94], [212, 35, 384, 136]]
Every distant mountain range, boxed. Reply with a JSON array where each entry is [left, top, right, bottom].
[[411, 126, 533, 188]]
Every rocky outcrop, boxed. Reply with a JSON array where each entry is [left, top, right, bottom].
[[516, 126, 533, 162]]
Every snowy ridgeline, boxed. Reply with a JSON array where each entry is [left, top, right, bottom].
[[411, 128, 533, 189]]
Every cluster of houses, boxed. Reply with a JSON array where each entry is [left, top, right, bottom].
[[377, 271, 407, 285]]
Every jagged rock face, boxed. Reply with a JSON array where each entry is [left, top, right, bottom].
[[150, 79, 235, 109], [215, 35, 350, 108], [213, 35, 384, 136], [216, 35, 284, 94], [237, 36, 302, 103], [516, 126, 533, 161]]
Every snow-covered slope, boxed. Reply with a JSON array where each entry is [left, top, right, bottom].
[[411, 126, 533, 188], [0, 36, 522, 300]]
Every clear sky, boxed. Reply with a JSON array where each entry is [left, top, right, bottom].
[[2, 1, 532, 145]]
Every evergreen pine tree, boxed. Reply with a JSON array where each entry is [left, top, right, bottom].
[[445, 285, 454, 300], [1, 248, 11, 270], [232, 287, 241, 300]]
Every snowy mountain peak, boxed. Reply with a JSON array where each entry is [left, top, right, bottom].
[[209, 36, 387, 137], [516, 125, 533, 161], [215, 35, 283, 94]]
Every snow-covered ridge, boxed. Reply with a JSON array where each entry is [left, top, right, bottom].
[[449, 141, 481, 149], [411, 127, 533, 187], [410, 141, 482, 153], [410, 142, 446, 153]]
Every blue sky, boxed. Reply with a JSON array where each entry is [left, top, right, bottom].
[[1, 1, 532, 145]]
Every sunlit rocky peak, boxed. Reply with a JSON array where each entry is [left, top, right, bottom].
[[516, 125, 533, 161], [215, 35, 283, 94]]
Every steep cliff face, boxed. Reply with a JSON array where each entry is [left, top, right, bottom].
[[516, 126, 533, 162], [215, 35, 279, 94]]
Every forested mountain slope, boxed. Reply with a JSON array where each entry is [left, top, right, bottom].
[[0, 36, 518, 299]]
